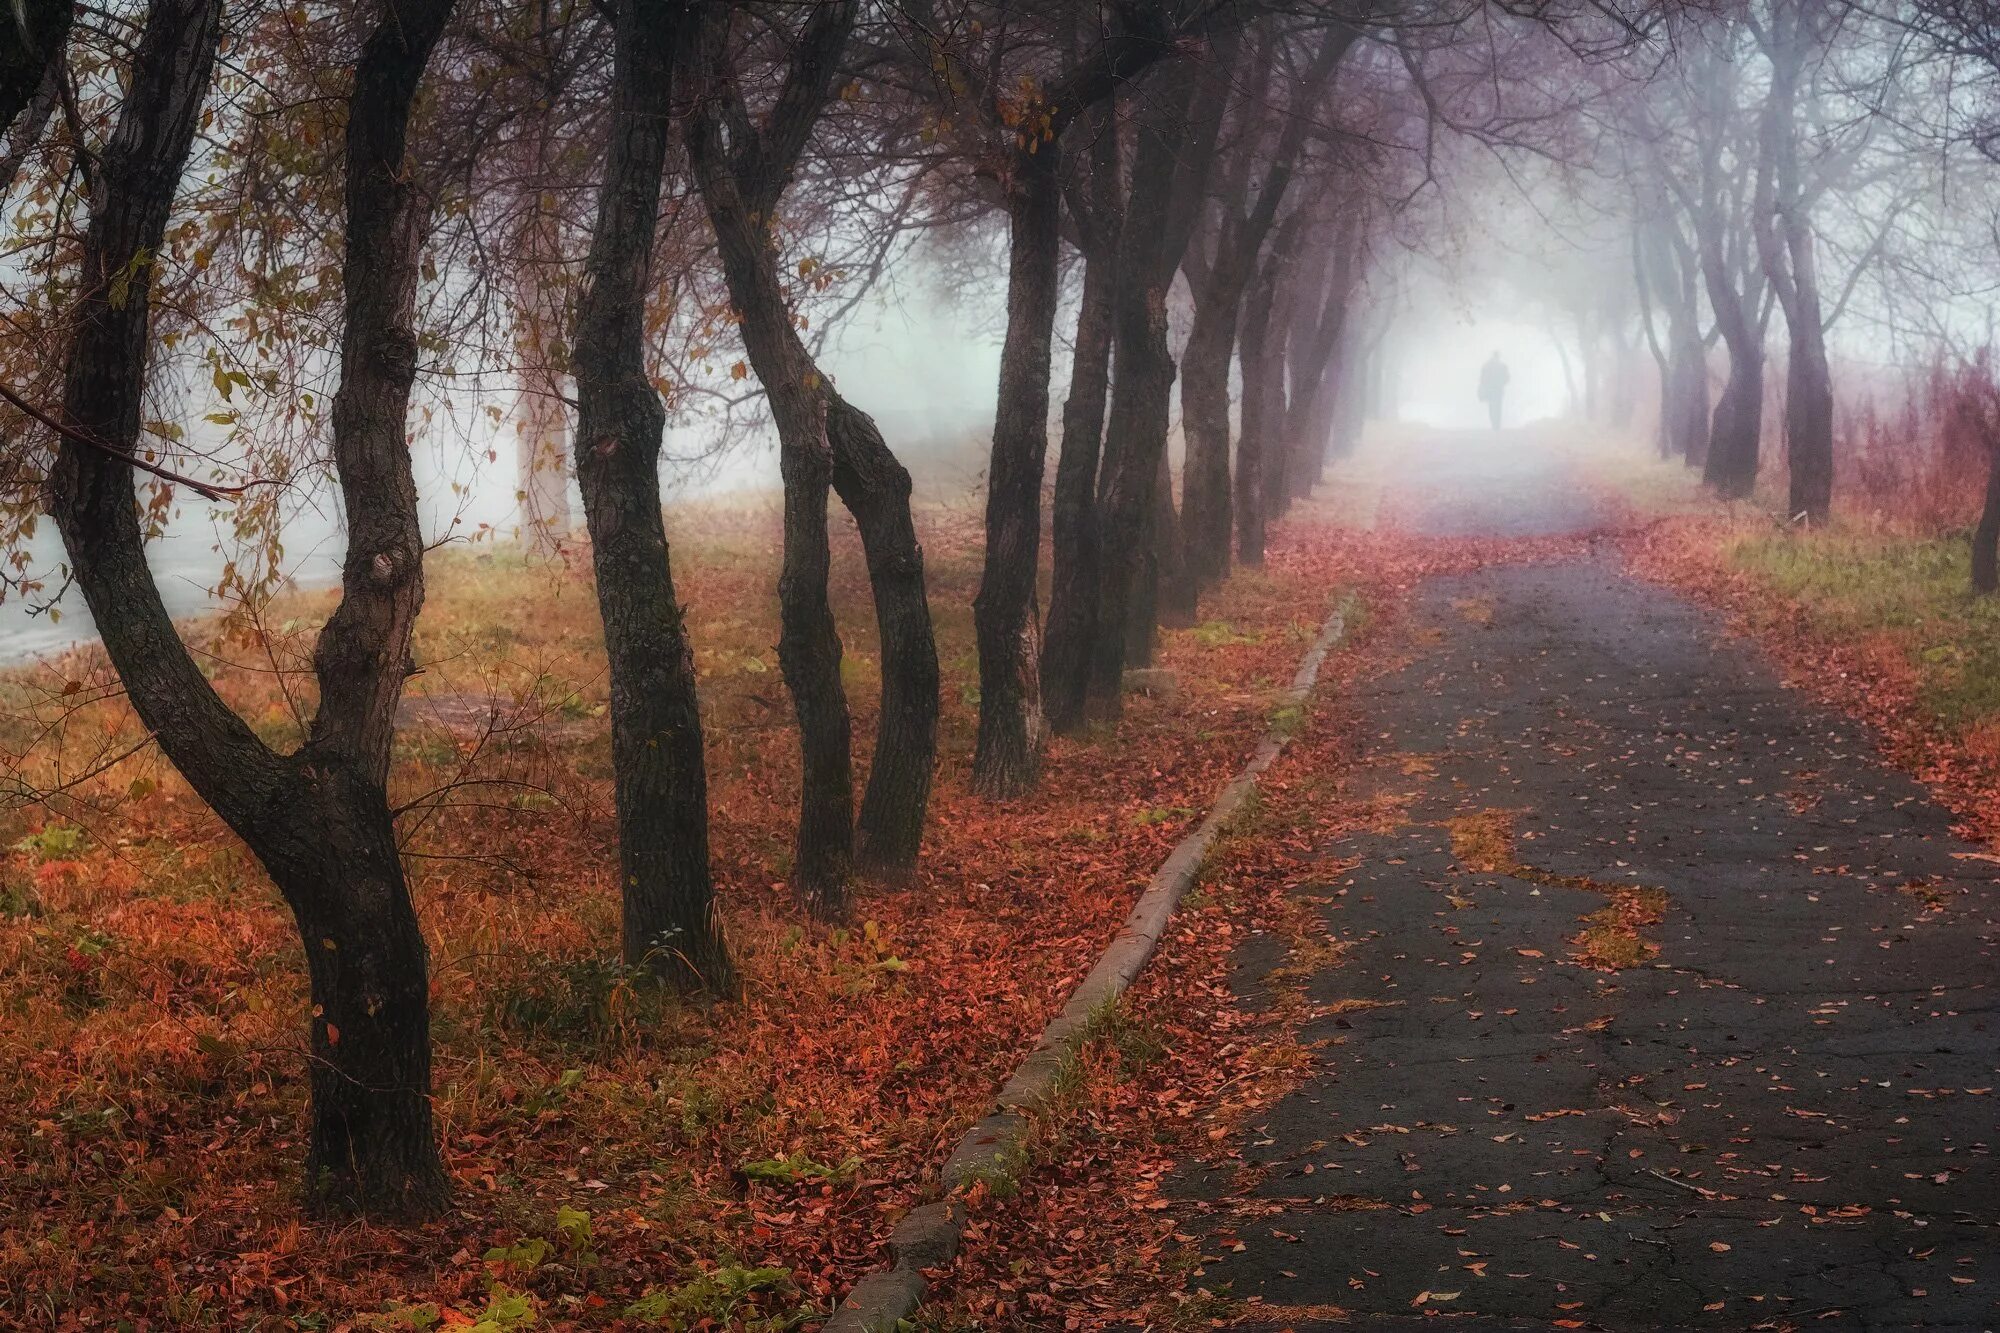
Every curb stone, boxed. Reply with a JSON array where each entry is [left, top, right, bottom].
[[825, 595, 1356, 1332]]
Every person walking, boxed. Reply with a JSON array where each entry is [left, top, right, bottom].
[[1478, 351, 1510, 429]]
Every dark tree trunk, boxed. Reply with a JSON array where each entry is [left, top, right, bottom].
[[1178, 290, 1238, 585], [828, 398, 938, 880], [1975, 445, 2000, 594], [1236, 239, 1287, 566], [1086, 266, 1177, 718], [1154, 451, 1198, 629], [1085, 46, 1234, 719], [774, 424, 852, 912], [684, 3, 864, 910], [1669, 334, 1711, 464], [972, 149, 1062, 794], [683, 3, 929, 884], [48, 0, 458, 1218], [1273, 215, 1357, 517], [1785, 336, 1834, 522], [573, 0, 734, 982], [0, 0, 70, 129], [1705, 344, 1765, 499], [1041, 228, 1116, 737], [0, 0, 71, 201], [1753, 4, 1836, 525]]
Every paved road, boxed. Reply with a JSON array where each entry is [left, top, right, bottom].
[[1176, 432, 2000, 1331]]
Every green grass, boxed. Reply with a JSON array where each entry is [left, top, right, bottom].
[[1729, 529, 2000, 728]]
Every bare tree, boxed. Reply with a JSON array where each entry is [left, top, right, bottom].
[[46, 0, 459, 1216], [683, 0, 940, 900], [571, 0, 735, 990]]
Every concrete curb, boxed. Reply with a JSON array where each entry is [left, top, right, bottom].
[[825, 595, 1355, 1332]]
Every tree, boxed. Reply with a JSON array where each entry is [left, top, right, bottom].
[[1181, 21, 1354, 581], [683, 1, 939, 901], [1084, 32, 1238, 720], [570, 0, 735, 989], [943, 1, 1197, 794], [46, 0, 458, 1217], [1670, 23, 1772, 500], [1040, 100, 1121, 737]]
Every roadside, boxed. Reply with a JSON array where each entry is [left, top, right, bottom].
[[0, 493, 1354, 1327], [911, 427, 2000, 1330]]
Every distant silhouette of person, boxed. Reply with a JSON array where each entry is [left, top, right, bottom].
[[1478, 351, 1510, 429]]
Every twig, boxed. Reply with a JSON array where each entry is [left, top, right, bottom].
[[0, 379, 274, 502]]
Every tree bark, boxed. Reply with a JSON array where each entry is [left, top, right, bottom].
[[1752, 1, 1836, 523], [0, 0, 70, 134], [1153, 451, 1198, 630], [1178, 289, 1238, 585], [572, 0, 734, 984], [1085, 41, 1235, 719], [47, 0, 458, 1218], [1041, 206, 1117, 737], [827, 397, 937, 879], [971, 147, 1061, 794], [1236, 217, 1294, 566], [1178, 24, 1350, 581], [684, 2, 874, 909], [1274, 213, 1357, 517], [682, 2, 933, 883], [0, 0, 71, 202], [1706, 345, 1765, 498]]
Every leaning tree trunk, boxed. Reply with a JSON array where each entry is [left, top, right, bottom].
[[48, 0, 460, 1217], [826, 398, 938, 878], [696, 215, 852, 914], [682, 1, 928, 884], [1042, 238, 1116, 737], [682, 6, 860, 911], [572, 0, 734, 983], [972, 149, 1062, 794]]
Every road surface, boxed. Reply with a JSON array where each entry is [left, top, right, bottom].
[[1174, 430, 2000, 1331]]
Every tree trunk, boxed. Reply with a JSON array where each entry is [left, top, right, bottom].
[[682, 2, 927, 884], [1087, 263, 1177, 719], [47, 0, 458, 1218], [682, 6, 860, 910], [1236, 251, 1284, 567], [1785, 333, 1834, 522], [1975, 445, 2000, 594], [827, 398, 938, 879], [572, 0, 733, 983], [1083, 42, 1233, 720], [1042, 236, 1116, 737], [1670, 333, 1711, 465], [972, 149, 1061, 794], [1154, 451, 1197, 628], [1179, 279, 1239, 585], [1705, 341, 1765, 499]]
